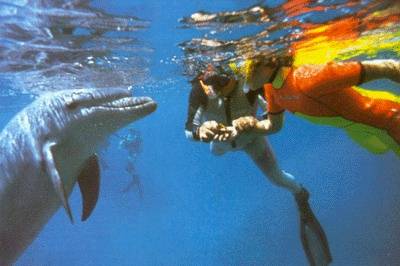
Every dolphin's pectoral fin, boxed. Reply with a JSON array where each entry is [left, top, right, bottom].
[[43, 141, 74, 223], [77, 154, 100, 221]]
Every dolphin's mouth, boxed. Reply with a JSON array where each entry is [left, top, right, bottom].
[[98, 96, 157, 112], [66, 89, 157, 115]]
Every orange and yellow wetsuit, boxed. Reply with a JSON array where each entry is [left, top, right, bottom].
[[264, 61, 400, 155]]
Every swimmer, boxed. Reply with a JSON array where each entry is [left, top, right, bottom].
[[231, 55, 400, 155]]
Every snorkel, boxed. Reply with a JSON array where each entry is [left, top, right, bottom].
[[199, 79, 218, 99]]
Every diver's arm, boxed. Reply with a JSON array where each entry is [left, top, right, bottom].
[[185, 82, 207, 141], [360, 59, 400, 83], [253, 112, 284, 135], [185, 106, 204, 141], [185, 102, 221, 142]]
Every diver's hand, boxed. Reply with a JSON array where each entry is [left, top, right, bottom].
[[213, 126, 237, 142], [232, 116, 258, 133], [198, 121, 219, 142]]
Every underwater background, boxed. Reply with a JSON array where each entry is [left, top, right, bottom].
[[0, 0, 399, 265]]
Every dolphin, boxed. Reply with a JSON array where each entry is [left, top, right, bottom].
[[0, 88, 156, 265]]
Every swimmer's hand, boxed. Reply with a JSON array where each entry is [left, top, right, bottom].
[[232, 116, 282, 135], [232, 116, 258, 133], [198, 121, 220, 142]]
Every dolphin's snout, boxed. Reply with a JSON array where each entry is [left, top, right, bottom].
[[131, 96, 157, 115], [63, 88, 131, 109], [59, 89, 157, 121], [133, 96, 157, 110], [96, 95, 157, 119]]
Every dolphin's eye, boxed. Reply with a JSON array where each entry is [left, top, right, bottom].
[[66, 101, 78, 110]]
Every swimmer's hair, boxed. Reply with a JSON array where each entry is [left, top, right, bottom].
[[237, 52, 293, 80], [251, 52, 294, 68]]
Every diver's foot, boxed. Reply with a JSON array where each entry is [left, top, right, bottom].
[[295, 187, 333, 265]]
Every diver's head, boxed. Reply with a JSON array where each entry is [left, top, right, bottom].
[[199, 65, 236, 97]]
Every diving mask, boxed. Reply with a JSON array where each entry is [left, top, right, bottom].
[[199, 71, 232, 99]]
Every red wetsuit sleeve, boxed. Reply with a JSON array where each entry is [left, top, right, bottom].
[[263, 84, 285, 114], [294, 61, 363, 97]]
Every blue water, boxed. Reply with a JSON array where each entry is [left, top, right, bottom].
[[0, 0, 399, 265]]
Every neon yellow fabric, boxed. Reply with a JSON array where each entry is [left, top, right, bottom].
[[293, 28, 400, 66], [294, 86, 400, 156], [272, 67, 290, 89]]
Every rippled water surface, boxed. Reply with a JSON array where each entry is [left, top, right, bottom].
[[0, 0, 399, 265], [0, 0, 150, 95], [179, 0, 400, 75]]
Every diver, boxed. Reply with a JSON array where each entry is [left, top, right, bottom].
[[184, 65, 332, 266], [230, 55, 400, 155]]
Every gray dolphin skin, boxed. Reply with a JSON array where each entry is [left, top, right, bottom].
[[0, 88, 157, 265]]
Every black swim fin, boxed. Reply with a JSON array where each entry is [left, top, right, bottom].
[[295, 188, 332, 266]]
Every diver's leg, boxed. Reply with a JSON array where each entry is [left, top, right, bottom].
[[243, 136, 301, 194], [244, 136, 332, 266], [210, 141, 230, 156]]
